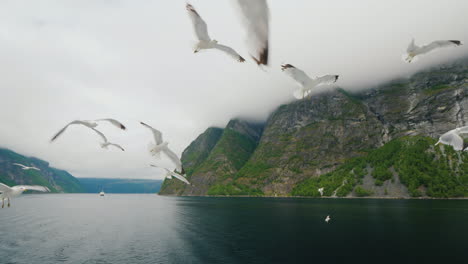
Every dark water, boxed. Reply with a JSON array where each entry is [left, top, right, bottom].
[[0, 195, 467, 263]]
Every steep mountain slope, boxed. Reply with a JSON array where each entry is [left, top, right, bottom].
[[160, 57, 468, 197], [0, 148, 83, 192], [159, 119, 264, 195]]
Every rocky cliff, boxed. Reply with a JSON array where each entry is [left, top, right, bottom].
[[160, 57, 468, 198], [0, 148, 83, 192]]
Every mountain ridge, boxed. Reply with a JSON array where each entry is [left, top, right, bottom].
[[0, 148, 83, 192], [160, 57, 468, 198]]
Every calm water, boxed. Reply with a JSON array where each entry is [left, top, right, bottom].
[[0, 194, 467, 263]]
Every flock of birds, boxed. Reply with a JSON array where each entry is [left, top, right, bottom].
[[0, 1, 465, 218]]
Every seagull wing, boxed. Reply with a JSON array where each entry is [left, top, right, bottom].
[[311, 75, 340, 87], [90, 128, 108, 143], [30, 166, 41, 171], [186, 3, 211, 41], [140, 122, 163, 145], [213, 43, 246, 62], [419, 40, 462, 54], [281, 64, 313, 87], [50, 123, 72, 142], [234, 0, 269, 65], [13, 163, 28, 169], [108, 143, 125, 151], [162, 146, 183, 173], [0, 183, 11, 193], [50, 120, 96, 142], [16, 185, 50, 192], [439, 131, 464, 151], [95, 118, 126, 130], [167, 170, 191, 185]]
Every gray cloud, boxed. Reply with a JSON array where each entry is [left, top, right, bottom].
[[0, 0, 467, 179]]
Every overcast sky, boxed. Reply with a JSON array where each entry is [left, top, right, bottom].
[[0, 0, 467, 179]]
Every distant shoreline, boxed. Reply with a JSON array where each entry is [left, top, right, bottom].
[[158, 194, 468, 200]]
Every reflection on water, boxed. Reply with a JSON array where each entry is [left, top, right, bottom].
[[0, 195, 466, 263]]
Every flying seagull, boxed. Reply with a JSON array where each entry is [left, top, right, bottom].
[[318, 187, 324, 196], [92, 128, 125, 151], [151, 165, 191, 185], [0, 183, 50, 208], [325, 215, 331, 223], [186, 3, 245, 63], [234, 0, 270, 65], [435, 126, 468, 151], [141, 122, 185, 174], [13, 163, 40, 171], [281, 64, 339, 99], [405, 39, 462, 63], [50, 119, 126, 142]]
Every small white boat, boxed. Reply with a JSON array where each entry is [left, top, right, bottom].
[[99, 190, 105, 197]]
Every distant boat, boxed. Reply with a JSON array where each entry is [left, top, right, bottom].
[[99, 190, 105, 196]]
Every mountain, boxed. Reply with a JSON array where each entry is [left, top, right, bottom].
[[78, 178, 163, 193], [159, 119, 264, 195], [159, 57, 468, 198], [0, 148, 83, 192]]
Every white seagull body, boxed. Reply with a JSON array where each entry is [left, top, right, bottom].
[[234, 0, 270, 65], [151, 165, 191, 185], [141, 122, 185, 174], [50, 118, 126, 142], [281, 64, 339, 99], [435, 126, 468, 151], [325, 215, 331, 223], [318, 187, 324, 196], [186, 3, 245, 63], [405, 39, 462, 63], [13, 163, 40, 171], [0, 183, 50, 208]]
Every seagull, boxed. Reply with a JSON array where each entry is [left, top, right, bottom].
[[405, 38, 462, 63], [435, 126, 468, 151], [151, 165, 191, 185], [186, 3, 245, 63], [141, 122, 185, 174], [234, 0, 269, 65], [318, 187, 324, 196], [281, 64, 339, 99], [92, 128, 125, 151], [325, 215, 331, 223], [13, 163, 40, 171], [0, 183, 50, 208], [50, 119, 126, 142]]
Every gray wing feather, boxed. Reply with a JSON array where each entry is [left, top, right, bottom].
[[95, 118, 126, 130], [16, 185, 50, 192], [162, 147, 182, 172], [213, 44, 245, 62], [140, 122, 163, 145], [186, 4, 211, 41], [235, 0, 269, 65]]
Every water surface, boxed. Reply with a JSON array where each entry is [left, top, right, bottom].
[[0, 194, 466, 263]]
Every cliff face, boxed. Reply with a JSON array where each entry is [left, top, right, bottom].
[[0, 148, 83, 192], [159, 120, 264, 195], [160, 58, 468, 197]]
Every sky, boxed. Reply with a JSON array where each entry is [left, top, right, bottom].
[[0, 0, 467, 179]]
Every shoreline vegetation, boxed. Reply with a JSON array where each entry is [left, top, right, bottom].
[[158, 194, 468, 200]]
